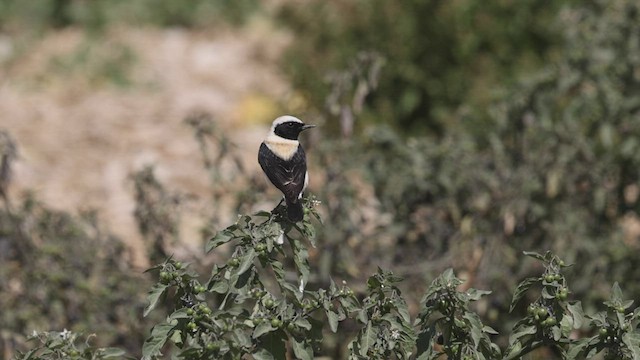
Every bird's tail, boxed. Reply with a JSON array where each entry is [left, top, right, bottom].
[[286, 198, 304, 222]]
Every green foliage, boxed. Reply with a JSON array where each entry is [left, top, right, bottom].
[[348, 269, 415, 359], [0, 0, 260, 33], [277, 0, 573, 134], [415, 269, 498, 359], [0, 197, 153, 357], [142, 202, 640, 359], [13, 330, 129, 360], [294, 0, 640, 345], [0, 132, 154, 358], [141, 199, 358, 359]]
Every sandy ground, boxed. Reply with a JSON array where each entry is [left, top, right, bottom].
[[0, 21, 293, 267]]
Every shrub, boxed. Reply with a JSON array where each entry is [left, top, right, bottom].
[[0, 131, 155, 359], [277, 0, 572, 135], [141, 201, 640, 359]]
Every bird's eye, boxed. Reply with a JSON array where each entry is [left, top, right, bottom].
[[288, 123, 294, 127]]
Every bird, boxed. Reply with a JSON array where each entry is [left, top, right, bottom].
[[258, 115, 315, 222]]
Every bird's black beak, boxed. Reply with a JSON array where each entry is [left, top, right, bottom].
[[301, 124, 316, 131]]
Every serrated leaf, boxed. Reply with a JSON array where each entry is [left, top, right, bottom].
[[144, 283, 168, 317], [510, 277, 538, 312]]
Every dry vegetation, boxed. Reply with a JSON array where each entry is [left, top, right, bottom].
[[1, 21, 292, 267]]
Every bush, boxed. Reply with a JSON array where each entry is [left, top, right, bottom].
[[277, 0, 572, 135], [13, 330, 127, 360], [141, 201, 640, 359], [0, 131, 156, 359]]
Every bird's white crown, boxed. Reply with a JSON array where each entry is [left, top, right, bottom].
[[270, 115, 303, 133]]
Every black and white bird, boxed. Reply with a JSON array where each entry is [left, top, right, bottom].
[[258, 115, 315, 222]]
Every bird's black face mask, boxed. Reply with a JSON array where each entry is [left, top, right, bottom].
[[274, 121, 315, 140]]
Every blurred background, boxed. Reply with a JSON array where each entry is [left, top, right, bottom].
[[1, 0, 640, 358]]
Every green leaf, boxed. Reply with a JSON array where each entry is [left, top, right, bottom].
[[291, 239, 310, 287], [567, 301, 584, 329], [483, 325, 498, 335], [566, 337, 591, 359], [206, 230, 234, 253], [359, 321, 378, 357], [622, 332, 640, 360], [327, 309, 339, 333], [237, 249, 257, 276], [415, 324, 436, 358], [253, 321, 276, 339], [509, 277, 538, 312], [523, 251, 545, 261], [466, 288, 492, 301], [611, 282, 623, 303], [169, 308, 191, 320], [291, 337, 313, 360], [169, 330, 183, 345], [144, 283, 168, 317], [142, 322, 176, 360], [463, 312, 483, 347], [254, 210, 273, 218], [233, 328, 252, 348], [508, 325, 536, 345], [551, 325, 562, 341], [209, 280, 228, 294], [294, 317, 312, 330], [99, 348, 126, 358]]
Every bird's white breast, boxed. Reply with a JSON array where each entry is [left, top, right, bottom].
[[264, 134, 299, 161]]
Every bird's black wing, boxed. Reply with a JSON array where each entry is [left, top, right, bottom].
[[258, 143, 307, 202]]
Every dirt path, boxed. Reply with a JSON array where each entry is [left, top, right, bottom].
[[0, 22, 291, 267]]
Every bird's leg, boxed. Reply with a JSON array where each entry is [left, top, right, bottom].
[[271, 197, 286, 216]]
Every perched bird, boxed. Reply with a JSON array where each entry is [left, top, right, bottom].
[[258, 115, 315, 222]]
